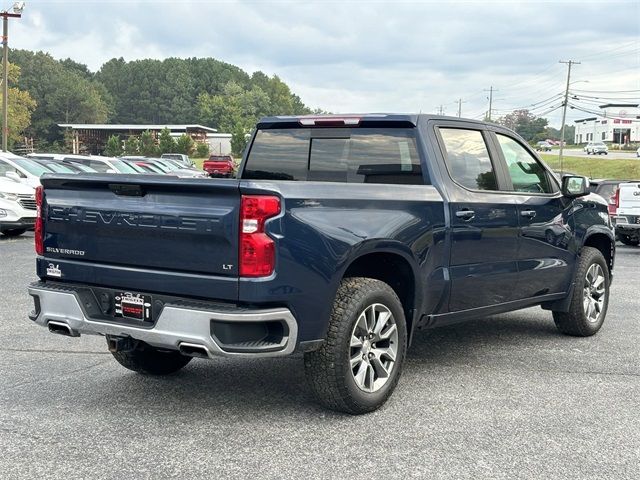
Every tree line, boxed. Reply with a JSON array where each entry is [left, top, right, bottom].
[[6, 50, 313, 153], [3, 49, 574, 154]]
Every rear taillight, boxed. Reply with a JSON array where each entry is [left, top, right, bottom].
[[239, 195, 281, 277], [613, 188, 620, 209], [34, 185, 44, 255]]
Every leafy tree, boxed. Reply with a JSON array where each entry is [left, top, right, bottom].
[[195, 142, 209, 158], [104, 134, 123, 157], [175, 134, 194, 155], [123, 136, 139, 155], [10, 50, 111, 143], [158, 127, 177, 154], [0, 63, 36, 147], [497, 109, 548, 142], [139, 129, 158, 156]]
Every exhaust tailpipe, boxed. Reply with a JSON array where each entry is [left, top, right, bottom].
[[179, 342, 210, 358], [48, 321, 77, 337]]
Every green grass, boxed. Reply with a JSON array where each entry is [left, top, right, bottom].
[[540, 154, 640, 180], [192, 157, 206, 169]]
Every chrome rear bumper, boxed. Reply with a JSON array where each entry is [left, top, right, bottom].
[[28, 283, 298, 358]]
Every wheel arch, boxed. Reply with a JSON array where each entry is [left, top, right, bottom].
[[582, 228, 615, 274], [340, 247, 422, 341]]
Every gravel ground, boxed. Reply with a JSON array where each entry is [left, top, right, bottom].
[[1, 232, 639, 479]]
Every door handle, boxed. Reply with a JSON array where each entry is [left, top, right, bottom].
[[455, 209, 475, 221], [521, 210, 537, 219]]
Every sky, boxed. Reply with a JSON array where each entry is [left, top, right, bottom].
[[6, 0, 640, 127]]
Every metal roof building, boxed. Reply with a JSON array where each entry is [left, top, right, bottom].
[[58, 124, 218, 154]]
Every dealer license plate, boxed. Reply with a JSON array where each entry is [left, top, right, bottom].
[[115, 291, 152, 322]]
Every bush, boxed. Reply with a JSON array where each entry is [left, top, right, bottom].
[[104, 134, 123, 157], [124, 136, 140, 155], [139, 129, 159, 157], [195, 142, 209, 158], [158, 127, 177, 154], [175, 134, 195, 155]]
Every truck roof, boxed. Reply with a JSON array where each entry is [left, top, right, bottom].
[[256, 114, 487, 129]]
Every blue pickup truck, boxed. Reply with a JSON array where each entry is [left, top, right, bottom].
[[28, 114, 615, 414]]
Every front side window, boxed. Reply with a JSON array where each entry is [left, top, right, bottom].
[[439, 128, 497, 191], [497, 134, 552, 194]]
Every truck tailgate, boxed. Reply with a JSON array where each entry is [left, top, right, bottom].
[[40, 175, 240, 300], [618, 182, 640, 215]]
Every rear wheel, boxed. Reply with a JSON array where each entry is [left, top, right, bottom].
[[110, 340, 192, 375], [1, 228, 26, 237], [618, 234, 639, 246], [304, 277, 407, 414], [553, 247, 610, 336]]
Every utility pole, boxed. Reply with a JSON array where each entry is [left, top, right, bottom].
[[456, 98, 466, 118], [436, 105, 445, 116], [484, 86, 497, 121], [558, 60, 580, 175], [1, 3, 24, 152]]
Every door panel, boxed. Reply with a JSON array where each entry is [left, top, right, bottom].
[[492, 133, 574, 298], [436, 126, 519, 312], [449, 191, 520, 310]]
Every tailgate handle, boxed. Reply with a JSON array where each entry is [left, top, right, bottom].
[[109, 184, 145, 197]]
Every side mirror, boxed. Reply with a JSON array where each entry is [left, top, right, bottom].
[[562, 175, 589, 198], [6, 171, 22, 181]]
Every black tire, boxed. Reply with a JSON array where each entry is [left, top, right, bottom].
[[553, 246, 610, 337], [1, 228, 26, 237], [304, 277, 407, 415], [618, 234, 639, 246], [110, 340, 192, 375]]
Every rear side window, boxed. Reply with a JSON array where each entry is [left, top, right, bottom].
[[243, 128, 425, 184], [439, 128, 497, 191], [496, 134, 553, 193]]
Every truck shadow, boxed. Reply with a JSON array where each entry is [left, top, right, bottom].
[[83, 311, 571, 417]]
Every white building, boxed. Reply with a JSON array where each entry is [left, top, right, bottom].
[[206, 133, 233, 155], [574, 103, 640, 145]]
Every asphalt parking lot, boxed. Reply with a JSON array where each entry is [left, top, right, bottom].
[[1, 232, 639, 479]]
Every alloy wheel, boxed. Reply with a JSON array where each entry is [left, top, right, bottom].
[[349, 303, 399, 393], [583, 263, 606, 323]]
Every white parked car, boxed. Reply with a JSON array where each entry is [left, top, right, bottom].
[[584, 142, 608, 155], [161, 153, 194, 168], [0, 176, 36, 237], [0, 155, 51, 188]]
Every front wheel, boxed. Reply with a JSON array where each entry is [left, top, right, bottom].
[[553, 247, 610, 336], [304, 277, 407, 414]]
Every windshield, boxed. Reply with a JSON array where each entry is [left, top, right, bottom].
[[111, 159, 140, 173], [154, 160, 178, 171], [11, 157, 52, 176], [164, 159, 188, 169]]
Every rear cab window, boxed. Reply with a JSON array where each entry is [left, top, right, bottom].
[[243, 127, 426, 185]]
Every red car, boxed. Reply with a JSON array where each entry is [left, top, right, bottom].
[[203, 155, 235, 177]]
